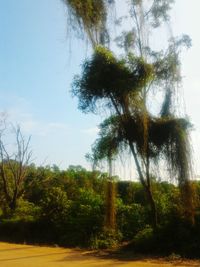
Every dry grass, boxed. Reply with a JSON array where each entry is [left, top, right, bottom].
[[0, 242, 200, 267]]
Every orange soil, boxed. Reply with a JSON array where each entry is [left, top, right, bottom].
[[0, 242, 199, 267]]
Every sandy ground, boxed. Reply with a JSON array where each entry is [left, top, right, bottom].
[[0, 242, 200, 267]]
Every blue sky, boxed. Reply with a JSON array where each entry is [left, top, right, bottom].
[[0, 0, 200, 177], [0, 0, 101, 168]]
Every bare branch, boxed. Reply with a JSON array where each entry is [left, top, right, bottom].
[[0, 121, 32, 210]]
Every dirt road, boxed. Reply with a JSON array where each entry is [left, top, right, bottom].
[[0, 242, 199, 267]]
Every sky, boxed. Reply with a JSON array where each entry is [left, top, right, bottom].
[[0, 0, 200, 178]]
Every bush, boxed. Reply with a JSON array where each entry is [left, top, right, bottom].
[[62, 188, 104, 246], [133, 225, 156, 252], [12, 199, 41, 220], [117, 201, 146, 239], [90, 229, 122, 249], [131, 219, 200, 258], [40, 187, 70, 225], [154, 220, 200, 258]]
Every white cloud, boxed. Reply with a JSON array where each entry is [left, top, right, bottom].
[[0, 106, 70, 137], [21, 120, 70, 137]]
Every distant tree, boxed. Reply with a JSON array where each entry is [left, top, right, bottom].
[[64, 0, 195, 227], [0, 121, 32, 211]]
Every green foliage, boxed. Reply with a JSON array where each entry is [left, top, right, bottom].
[[40, 187, 70, 225], [63, 0, 110, 45], [11, 199, 41, 221], [133, 225, 155, 252], [148, 0, 175, 27], [68, 0, 194, 226], [90, 229, 122, 249], [152, 182, 180, 219], [66, 0, 106, 28], [0, 0, 197, 254], [72, 46, 154, 113], [67, 188, 104, 238], [91, 115, 125, 162], [1, 164, 200, 255], [117, 201, 146, 239]]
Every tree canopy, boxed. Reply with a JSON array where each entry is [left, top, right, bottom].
[[64, 0, 195, 226]]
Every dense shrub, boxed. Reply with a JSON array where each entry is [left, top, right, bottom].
[[90, 229, 122, 249], [117, 201, 146, 239], [62, 188, 104, 246], [133, 225, 156, 252], [12, 199, 41, 220], [40, 187, 70, 225], [1, 165, 200, 255], [130, 218, 200, 258]]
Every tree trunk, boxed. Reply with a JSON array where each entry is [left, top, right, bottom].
[[105, 158, 116, 230], [105, 180, 116, 230], [129, 141, 158, 228], [145, 184, 158, 229], [180, 181, 195, 225], [145, 150, 158, 229]]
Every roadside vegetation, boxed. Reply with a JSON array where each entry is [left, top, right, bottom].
[[0, 162, 200, 258]]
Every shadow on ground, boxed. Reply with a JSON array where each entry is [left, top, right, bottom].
[[57, 248, 200, 267]]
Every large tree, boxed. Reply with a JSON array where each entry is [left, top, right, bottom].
[[64, 0, 195, 227]]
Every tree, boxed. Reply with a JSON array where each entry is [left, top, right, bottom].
[[64, 0, 195, 227], [0, 121, 32, 211]]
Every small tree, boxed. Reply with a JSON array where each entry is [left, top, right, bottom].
[[0, 121, 32, 211]]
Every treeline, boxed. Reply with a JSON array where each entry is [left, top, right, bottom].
[[0, 163, 200, 257]]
